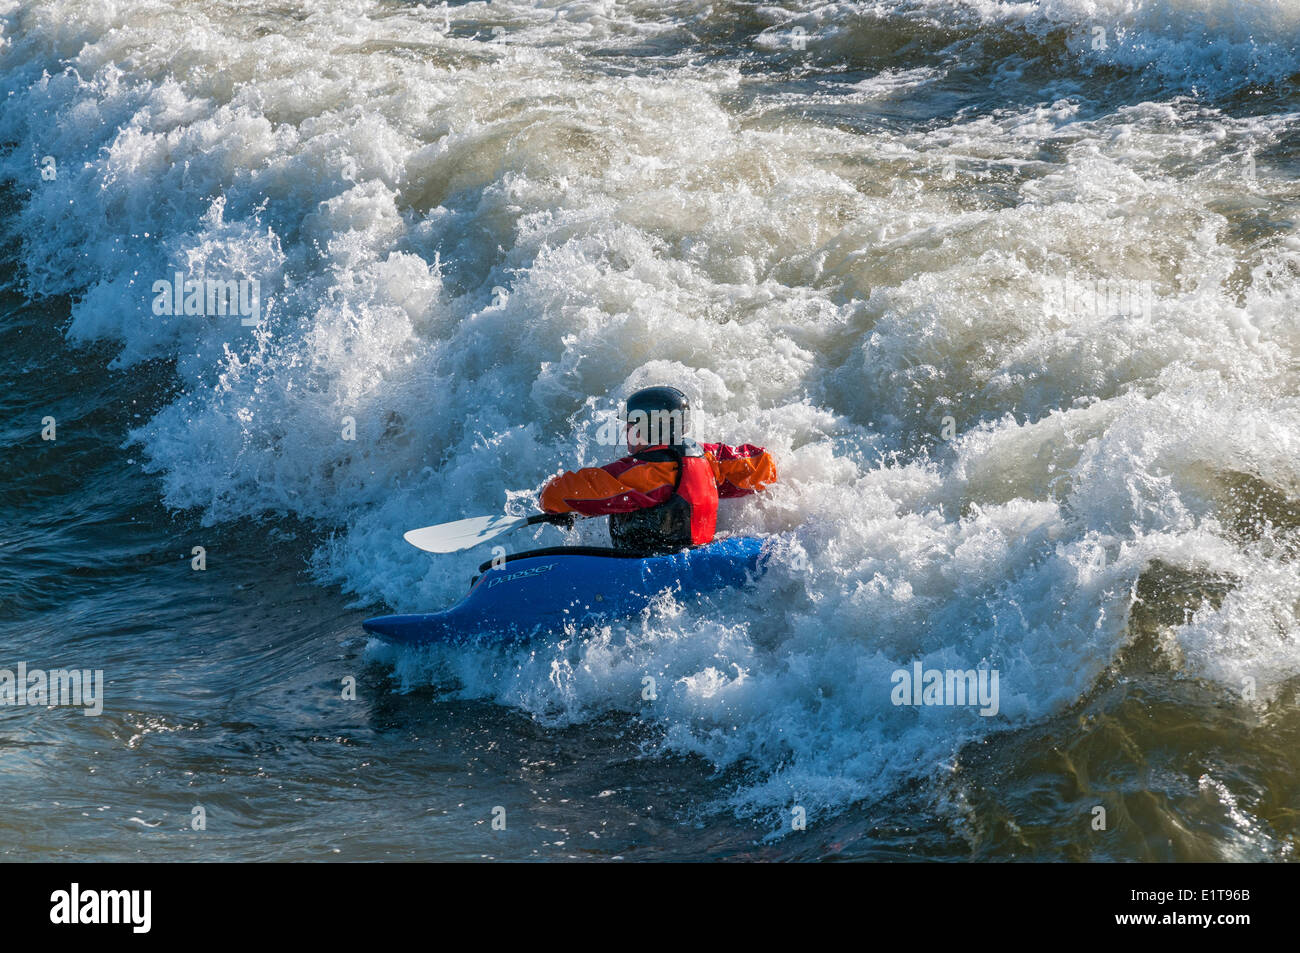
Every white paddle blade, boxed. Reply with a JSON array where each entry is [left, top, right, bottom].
[[402, 513, 530, 554]]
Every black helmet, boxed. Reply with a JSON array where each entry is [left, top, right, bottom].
[[623, 385, 691, 447]]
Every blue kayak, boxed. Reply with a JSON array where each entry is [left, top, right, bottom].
[[363, 535, 770, 646]]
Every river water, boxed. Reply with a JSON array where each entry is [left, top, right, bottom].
[[2, 0, 1298, 860]]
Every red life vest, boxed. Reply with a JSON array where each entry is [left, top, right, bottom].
[[608, 440, 718, 552]]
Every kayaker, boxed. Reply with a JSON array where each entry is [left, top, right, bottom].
[[540, 386, 777, 553]]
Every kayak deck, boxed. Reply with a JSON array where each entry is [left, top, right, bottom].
[[363, 535, 769, 646]]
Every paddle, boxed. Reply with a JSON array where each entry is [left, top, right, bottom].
[[402, 512, 576, 554]]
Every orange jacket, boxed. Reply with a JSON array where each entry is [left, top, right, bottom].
[[541, 443, 776, 516]]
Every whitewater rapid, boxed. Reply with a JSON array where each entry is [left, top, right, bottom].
[[2, 0, 1298, 826]]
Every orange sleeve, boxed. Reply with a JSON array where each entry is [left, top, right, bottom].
[[703, 444, 777, 497], [541, 459, 679, 515]]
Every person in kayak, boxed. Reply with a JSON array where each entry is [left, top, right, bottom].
[[540, 385, 777, 553]]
